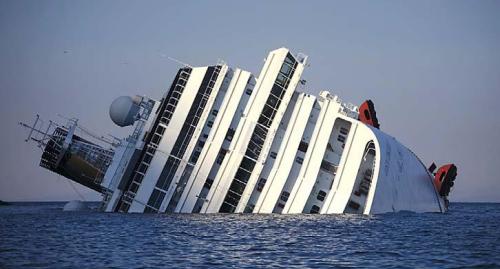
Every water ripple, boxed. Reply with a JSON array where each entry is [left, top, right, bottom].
[[0, 203, 499, 268]]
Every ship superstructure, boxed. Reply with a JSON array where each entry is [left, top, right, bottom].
[[20, 47, 457, 214]]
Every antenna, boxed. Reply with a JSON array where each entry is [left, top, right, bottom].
[[167, 57, 193, 68]]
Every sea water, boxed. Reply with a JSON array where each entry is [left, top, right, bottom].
[[1, 202, 499, 268]]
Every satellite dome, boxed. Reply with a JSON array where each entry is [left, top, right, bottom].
[[109, 96, 140, 127]]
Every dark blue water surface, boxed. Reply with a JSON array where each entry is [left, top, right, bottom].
[[0, 202, 499, 268]]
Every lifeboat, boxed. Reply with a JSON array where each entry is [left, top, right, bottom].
[[433, 164, 457, 197], [358, 100, 380, 129]]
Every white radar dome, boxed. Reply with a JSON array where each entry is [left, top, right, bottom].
[[109, 96, 140, 127]]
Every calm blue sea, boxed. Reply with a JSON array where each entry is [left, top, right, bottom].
[[0, 202, 499, 268]]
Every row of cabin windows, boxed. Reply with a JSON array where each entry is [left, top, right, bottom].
[[160, 74, 190, 126], [122, 69, 192, 207], [169, 66, 220, 159], [188, 131, 210, 164], [245, 125, 268, 161], [219, 157, 256, 212], [220, 56, 298, 212], [257, 56, 297, 128], [129, 137, 161, 193], [155, 157, 181, 190]]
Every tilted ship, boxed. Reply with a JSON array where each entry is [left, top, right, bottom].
[[20, 48, 457, 214]]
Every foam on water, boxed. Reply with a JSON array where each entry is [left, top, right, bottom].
[[0, 202, 499, 268]]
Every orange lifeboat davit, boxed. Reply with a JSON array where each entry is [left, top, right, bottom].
[[358, 100, 380, 129], [432, 164, 457, 197]]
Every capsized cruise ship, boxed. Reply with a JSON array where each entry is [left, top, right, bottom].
[[20, 48, 457, 214]]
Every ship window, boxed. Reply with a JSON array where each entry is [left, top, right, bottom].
[[130, 183, 139, 194], [348, 200, 360, 210], [280, 63, 293, 77], [284, 54, 296, 66], [310, 205, 320, 214], [133, 173, 143, 183], [225, 128, 235, 141], [265, 94, 280, 108], [147, 189, 166, 210], [143, 154, 153, 164], [298, 141, 308, 152], [295, 156, 304, 164], [246, 141, 261, 161], [317, 190, 327, 201], [225, 190, 241, 205], [258, 114, 272, 128], [321, 160, 337, 174], [340, 127, 349, 136], [337, 135, 346, 143], [190, 150, 201, 163], [230, 179, 246, 194], [257, 178, 267, 192], [197, 140, 205, 148], [280, 191, 290, 202], [275, 73, 288, 87], [138, 163, 148, 173], [220, 202, 236, 213], [156, 125, 166, 135], [216, 148, 227, 165], [240, 157, 256, 172], [271, 84, 285, 100], [261, 104, 276, 120], [151, 134, 161, 145], [203, 178, 214, 189], [270, 152, 277, 159], [235, 168, 251, 183]]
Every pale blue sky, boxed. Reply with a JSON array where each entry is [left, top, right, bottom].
[[1, 1, 499, 202]]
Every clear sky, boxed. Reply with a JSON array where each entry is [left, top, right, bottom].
[[1, 1, 499, 202]]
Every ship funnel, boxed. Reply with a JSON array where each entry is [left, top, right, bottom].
[[109, 96, 140, 127]]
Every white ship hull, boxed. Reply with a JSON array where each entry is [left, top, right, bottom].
[[22, 47, 455, 215]]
